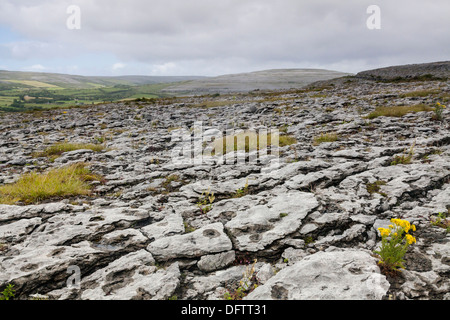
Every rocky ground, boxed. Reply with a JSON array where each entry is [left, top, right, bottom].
[[0, 74, 449, 300]]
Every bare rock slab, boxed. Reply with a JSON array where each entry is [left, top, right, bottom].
[[245, 249, 390, 300], [225, 191, 318, 251], [80, 250, 180, 300], [146, 222, 233, 261]]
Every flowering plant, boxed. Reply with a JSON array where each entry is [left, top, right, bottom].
[[433, 102, 446, 121], [374, 219, 416, 272]]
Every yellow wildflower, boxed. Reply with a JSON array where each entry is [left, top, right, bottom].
[[378, 227, 391, 237], [404, 222, 411, 233], [405, 234, 416, 245], [411, 224, 416, 232], [391, 218, 411, 233]]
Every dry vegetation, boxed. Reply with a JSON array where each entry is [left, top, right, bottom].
[[0, 163, 102, 205], [32, 142, 105, 160], [366, 104, 433, 119]]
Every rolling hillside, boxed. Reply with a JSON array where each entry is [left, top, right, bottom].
[[162, 69, 353, 95], [0, 68, 351, 111], [0, 70, 206, 89]]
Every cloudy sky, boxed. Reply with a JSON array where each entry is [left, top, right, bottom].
[[0, 0, 448, 76]]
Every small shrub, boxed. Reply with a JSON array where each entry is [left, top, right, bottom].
[[304, 236, 315, 246], [0, 284, 15, 300], [232, 179, 249, 198], [366, 180, 387, 197], [224, 259, 259, 300], [197, 189, 215, 214], [430, 212, 450, 232], [184, 222, 196, 233], [374, 219, 417, 273], [432, 102, 446, 121], [391, 141, 416, 166], [161, 175, 182, 193], [0, 163, 102, 205], [313, 133, 339, 146]]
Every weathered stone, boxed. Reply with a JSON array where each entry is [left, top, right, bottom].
[[77, 250, 180, 300], [140, 211, 185, 241], [147, 223, 232, 260], [197, 251, 236, 272], [225, 191, 318, 251], [245, 249, 390, 300]]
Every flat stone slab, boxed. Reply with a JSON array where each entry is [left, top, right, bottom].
[[225, 191, 318, 251], [246, 249, 390, 300], [146, 222, 233, 261]]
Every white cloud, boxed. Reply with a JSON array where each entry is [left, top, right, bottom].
[[23, 64, 46, 71], [0, 0, 448, 75], [112, 62, 126, 71], [151, 62, 177, 75]]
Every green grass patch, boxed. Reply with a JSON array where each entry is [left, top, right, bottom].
[[0, 163, 102, 205], [399, 89, 441, 98], [366, 180, 388, 197], [278, 135, 298, 147], [5, 80, 61, 89], [212, 131, 296, 155], [366, 104, 433, 119], [33, 143, 105, 160], [313, 132, 339, 146]]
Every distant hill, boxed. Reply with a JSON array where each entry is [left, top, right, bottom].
[[161, 69, 353, 95], [356, 61, 450, 81], [0, 70, 206, 89]]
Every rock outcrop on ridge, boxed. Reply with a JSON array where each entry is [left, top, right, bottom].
[[356, 61, 449, 81], [0, 68, 449, 300]]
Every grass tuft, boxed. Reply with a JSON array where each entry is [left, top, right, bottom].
[[313, 133, 339, 146], [278, 135, 298, 147], [366, 104, 433, 119], [391, 141, 416, 166], [33, 143, 105, 160], [366, 180, 387, 197], [212, 131, 297, 155], [0, 163, 102, 205]]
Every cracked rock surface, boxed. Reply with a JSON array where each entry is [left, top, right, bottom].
[[0, 75, 449, 300]]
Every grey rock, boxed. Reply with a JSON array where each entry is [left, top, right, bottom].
[[245, 250, 390, 300], [140, 211, 185, 241], [0, 217, 42, 243], [225, 191, 318, 251], [184, 265, 247, 299], [197, 251, 236, 272], [78, 251, 180, 300], [147, 223, 232, 261]]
